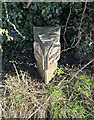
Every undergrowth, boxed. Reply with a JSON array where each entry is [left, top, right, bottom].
[[2, 70, 47, 118], [2, 65, 94, 118], [49, 73, 94, 118]]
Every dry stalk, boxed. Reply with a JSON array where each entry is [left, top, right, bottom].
[[4, 3, 25, 40], [2, 70, 46, 118], [12, 63, 20, 83], [28, 77, 66, 119]]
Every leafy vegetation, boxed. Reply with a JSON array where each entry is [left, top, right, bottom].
[[2, 66, 94, 118], [2, 2, 94, 70], [1, 2, 94, 119], [49, 73, 94, 118]]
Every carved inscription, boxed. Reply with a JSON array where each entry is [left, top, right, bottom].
[[47, 43, 61, 69], [33, 41, 44, 70]]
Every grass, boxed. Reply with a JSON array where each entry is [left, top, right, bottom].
[[2, 69, 47, 118], [2, 64, 94, 118], [49, 74, 94, 118]]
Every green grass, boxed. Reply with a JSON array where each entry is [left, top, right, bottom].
[[2, 65, 94, 118]]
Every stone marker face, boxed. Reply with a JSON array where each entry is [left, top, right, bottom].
[[34, 41, 44, 70], [47, 42, 61, 69], [33, 27, 61, 84]]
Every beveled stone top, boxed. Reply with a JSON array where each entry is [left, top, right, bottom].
[[33, 27, 61, 51]]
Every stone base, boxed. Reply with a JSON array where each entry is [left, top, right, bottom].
[[37, 62, 57, 84]]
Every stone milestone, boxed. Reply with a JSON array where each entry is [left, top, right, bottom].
[[33, 27, 61, 84]]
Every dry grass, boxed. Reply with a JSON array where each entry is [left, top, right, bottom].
[[2, 69, 48, 118], [2, 61, 94, 118]]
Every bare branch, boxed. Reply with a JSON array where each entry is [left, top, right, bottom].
[[4, 3, 25, 40], [62, 58, 94, 89], [60, 37, 78, 55], [86, 6, 94, 11], [63, 3, 72, 48], [28, 77, 66, 119], [76, 2, 87, 48], [23, 0, 32, 9], [80, 28, 94, 43]]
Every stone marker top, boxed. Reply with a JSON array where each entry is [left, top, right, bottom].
[[33, 27, 61, 51]]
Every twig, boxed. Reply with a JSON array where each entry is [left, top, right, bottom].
[[57, 77, 66, 87], [81, 93, 94, 103], [63, 3, 72, 48], [76, 2, 87, 48], [12, 63, 20, 83], [60, 36, 77, 55], [86, 6, 94, 11], [61, 58, 94, 89], [23, 0, 32, 9], [60, 3, 88, 56], [80, 28, 93, 43], [0, 85, 8, 88], [4, 3, 25, 40], [28, 77, 66, 119], [0, 103, 7, 119], [0, 103, 2, 120], [64, 58, 94, 101], [28, 95, 51, 119], [69, 87, 94, 103]]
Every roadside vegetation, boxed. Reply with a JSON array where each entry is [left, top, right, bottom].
[[1, 2, 94, 119]]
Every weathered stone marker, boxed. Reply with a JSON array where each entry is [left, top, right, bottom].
[[33, 27, 61, 84]]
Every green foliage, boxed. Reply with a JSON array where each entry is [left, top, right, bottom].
[[2, 2, 94, 70], [3, 71, 94, 118], [2, 2, 94, 71], [57, 67, 64, 75], [49, 74, 94, 118], [75, 74, 91, 95], [2, 2, 94, 118]]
